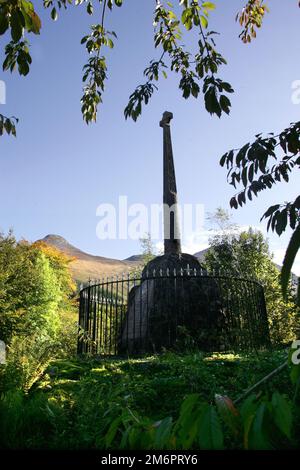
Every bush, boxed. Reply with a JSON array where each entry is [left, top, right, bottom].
[[0, 232, 76, 392], [203, 228, 300, 345]]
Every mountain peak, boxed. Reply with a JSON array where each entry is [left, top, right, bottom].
[[40, 233, 76, 251], [42, 234, 68, 243], [36, 234, 140, 283]]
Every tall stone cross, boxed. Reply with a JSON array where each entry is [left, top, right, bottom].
[[159, 111, 182, 255]]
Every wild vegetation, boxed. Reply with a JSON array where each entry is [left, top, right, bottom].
[[0, 232, 77, 392], [0, 350, 299, 450], [203, 209, 300, 345], [0, 228, 300, 450]]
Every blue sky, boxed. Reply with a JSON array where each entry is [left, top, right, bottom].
[[0, 0, 299, 273]]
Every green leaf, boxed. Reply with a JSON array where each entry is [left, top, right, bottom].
[[271, 392, 292, 439], [107, 38, 114, 49], [221, 81, 234, 93], [198, 405, 224, 450], [240, 395, 258, 449], [241, 167, 248, 187], [236, 143, 250, 165], [51, 7, 58, 21], [281, 223, 300, 296], [105, 416, 122, 448], [87, 2, 93, 15], [0, 14, 9, 35], [261, 204, 281, 221], [154, 417, 173, 449], [202, 2, 216, 10], [185, 18, 192, 30], [275, 208, 288, 236], [200, 15, 208, 28], [204, 86, 221, 117], [4, 118, 12, 134], [219, 152, 227, 167], [230, 196, 238, 209], [11, 10, 23, 42], [174, 394, 203, 448], [248, 403, 272, 450], [191, 81, 200, 98], [220, 94, 231, 114], [177, 394, 200, 424]]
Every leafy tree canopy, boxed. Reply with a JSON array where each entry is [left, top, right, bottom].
[[204, 213, 300, 344], [1, 0, 238, 131], [0, 231, 75, 345]]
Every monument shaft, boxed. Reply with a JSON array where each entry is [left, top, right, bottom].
[[160, 111, 181, 255]]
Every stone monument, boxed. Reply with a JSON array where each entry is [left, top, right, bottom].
[[119, 112, 224, 354]]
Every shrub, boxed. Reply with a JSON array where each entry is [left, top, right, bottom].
[[0, 232, 76, 391]]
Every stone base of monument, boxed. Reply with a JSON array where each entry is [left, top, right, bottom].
[[118, 253, 225, 355]]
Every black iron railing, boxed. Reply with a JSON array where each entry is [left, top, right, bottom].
[[77, 268, 271, 356]]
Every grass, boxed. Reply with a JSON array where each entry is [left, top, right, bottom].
[[0, 349, 290, 449]]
